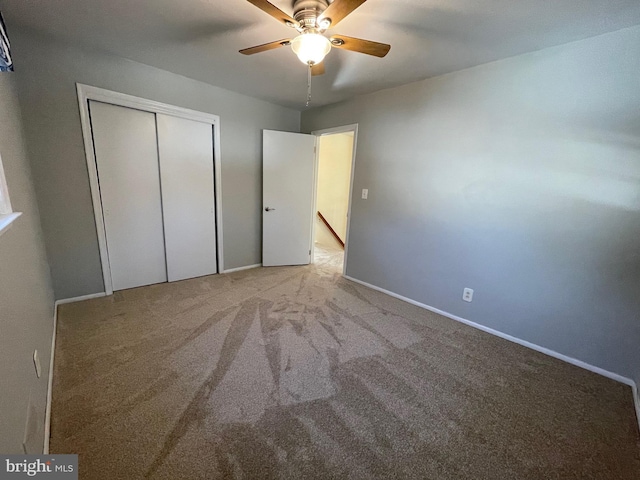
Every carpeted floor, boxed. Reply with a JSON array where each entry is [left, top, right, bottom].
[[51, 246, 640, 479]]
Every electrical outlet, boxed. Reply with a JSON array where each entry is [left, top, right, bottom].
[[33, 350, 41, 378], [462, 288, 474, 302], [361, 188, 368, 199]]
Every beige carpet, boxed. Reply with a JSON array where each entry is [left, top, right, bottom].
[[51, 247, 640, 479]]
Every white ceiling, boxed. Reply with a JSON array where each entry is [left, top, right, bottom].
[[3, 0, 640, 109]]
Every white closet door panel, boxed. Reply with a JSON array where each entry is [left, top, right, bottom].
[[90, 101, 167, 291], [157, 114, 217, 282]]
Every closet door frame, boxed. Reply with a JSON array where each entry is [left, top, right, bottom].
[[77, 83, 224, 295]]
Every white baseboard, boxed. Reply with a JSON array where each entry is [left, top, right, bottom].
[[633, 384, 640, 434], [344, 275, 640, 430], [44, 294, 105, 454], [55, 292, 106, 305], [43, 302, 58, 454], [223, 263, 262, 274]]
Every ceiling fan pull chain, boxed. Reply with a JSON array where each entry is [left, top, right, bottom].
[[306, 63, 312, 107]]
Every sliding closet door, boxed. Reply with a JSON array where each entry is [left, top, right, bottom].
[[89, 101, 167, 291], [157, 114, 217, 282]]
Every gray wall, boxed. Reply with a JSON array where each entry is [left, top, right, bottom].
[[11, 29, 301, 299], [0, 73, 55, 453], [302, 26, 640, 388]]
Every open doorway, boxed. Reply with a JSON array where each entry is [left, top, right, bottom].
[[311, 125, 357, 273]]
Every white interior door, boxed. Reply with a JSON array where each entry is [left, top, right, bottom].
[[263, 130, 316, 266], [157, 114, 217, 282], [89, 101, 167, 291]]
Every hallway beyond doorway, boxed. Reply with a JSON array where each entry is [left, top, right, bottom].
[[313, 128, 355, 272], [314, 216, 344, 269]]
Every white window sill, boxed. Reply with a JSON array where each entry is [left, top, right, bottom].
[[0, 212, 22, 237]]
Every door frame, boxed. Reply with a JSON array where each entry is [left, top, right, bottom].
[[310, 124, 358, 275], [76, 83, 224, 295]]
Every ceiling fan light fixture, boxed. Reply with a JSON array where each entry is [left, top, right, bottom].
[[291, 32, 331, 65]]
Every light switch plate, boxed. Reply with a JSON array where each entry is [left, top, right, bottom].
[[362, 189, 368, 199]]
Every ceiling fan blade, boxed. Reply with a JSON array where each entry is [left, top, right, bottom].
[[330, 35, 390, 57], [246, 0, 299, 28], [239, 39, 291, 55], [318, 0, 367, 28], [311, 62, 325, 76]]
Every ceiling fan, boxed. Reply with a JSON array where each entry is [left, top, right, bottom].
[[240, 0, 391, 76]]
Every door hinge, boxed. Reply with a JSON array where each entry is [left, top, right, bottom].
[[309, 249, 311, 255]]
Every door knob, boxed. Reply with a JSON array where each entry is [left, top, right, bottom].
[[265, 207, 276, 212]]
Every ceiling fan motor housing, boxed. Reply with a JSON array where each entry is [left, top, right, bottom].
[[293, 0, 329, 29], [240, 0, 391, 68]]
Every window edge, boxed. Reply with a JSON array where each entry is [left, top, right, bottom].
[[0, 211, 22, 237]]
